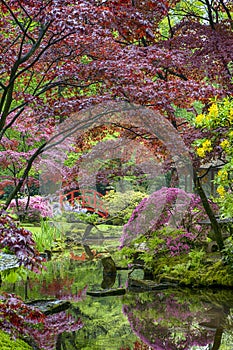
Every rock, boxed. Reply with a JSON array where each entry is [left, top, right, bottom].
[[40, 250, 52, 261], [0, 253, 20, 272], [87, 288, 126, 297], [206, 241, 219, 253], [101, 256, 116, 273], [101, 256, 117, 289], [26, 299, 71, 315], [127, 278, 177, 292]]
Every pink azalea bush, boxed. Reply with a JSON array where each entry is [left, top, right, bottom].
[[160, 229, 196, 257], [8, 196, 53, 222]]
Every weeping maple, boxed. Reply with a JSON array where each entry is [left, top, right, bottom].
[[0, 0, 232, 209]]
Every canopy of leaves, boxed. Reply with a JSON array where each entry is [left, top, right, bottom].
[[0, 1, 232, 207]]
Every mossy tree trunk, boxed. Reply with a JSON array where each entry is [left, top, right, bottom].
[[193, 170, 224, 250]]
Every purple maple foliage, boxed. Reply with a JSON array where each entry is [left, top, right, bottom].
[[0, 212, 84, 349], [0, 292, 83, 350], [120, 187, 218, 250], [0, 211, 44, 271], [162, 231, 196, 257]]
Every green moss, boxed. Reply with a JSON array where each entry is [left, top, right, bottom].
[[0, 331, 32, 350], [151, 253, 233, 287], [203, 261, 233, 286]]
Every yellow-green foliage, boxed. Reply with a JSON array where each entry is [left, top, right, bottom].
[[204, 260, 233, 286], [103, 190, 148, 224], [0, 331, 32, 350], [152, 252, 233, 287], [194, 97, 233, 218]]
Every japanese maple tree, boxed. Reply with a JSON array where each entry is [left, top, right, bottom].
[[0, 0, 232, 211]]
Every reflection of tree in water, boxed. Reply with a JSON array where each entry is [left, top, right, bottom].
[[120, 340, 152, 349], [122, 289, 233, 350]]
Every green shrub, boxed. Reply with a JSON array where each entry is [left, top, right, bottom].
[[102, 190, 148, 224], [222, 236, 233, 270]]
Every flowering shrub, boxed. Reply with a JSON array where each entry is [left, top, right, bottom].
[[0, 211, 44, 272], [194, 97, 233, 218], [120, 187, 216, 249], [162, 230, 196, 256], [121, 228, 196, 269], [8, 196, 53, 222]]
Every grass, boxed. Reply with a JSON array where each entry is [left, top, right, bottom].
[[23, 225, 42, 235], [0, 330, 33, 350], [22, 221, 63, 253], [21, 219, 123, 254]]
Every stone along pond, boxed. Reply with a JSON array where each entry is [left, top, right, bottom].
[[1, 242, 233, 350]]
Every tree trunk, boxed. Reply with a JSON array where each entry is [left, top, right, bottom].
[[193, 170, 224, 250], [212, 328, 223, 350]]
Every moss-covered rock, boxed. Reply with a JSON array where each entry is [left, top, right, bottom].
[[151, 253, 233, 287], [0, 331, 32, 350]]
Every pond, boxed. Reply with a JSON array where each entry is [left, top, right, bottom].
[[1, 248, 233, 350]]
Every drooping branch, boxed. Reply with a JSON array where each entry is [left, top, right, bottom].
[[0, 21, 51, 131], [3, 104, 140, 209], [3, 142, 47, 210], [0, 107, 25, 141]]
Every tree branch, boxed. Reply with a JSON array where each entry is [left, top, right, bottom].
[[1, 0, 35, 43], [219, 0, 232, 23]]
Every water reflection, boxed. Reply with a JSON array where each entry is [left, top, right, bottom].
[[1, 258, 233, 349], [122, 288, 233, 350]]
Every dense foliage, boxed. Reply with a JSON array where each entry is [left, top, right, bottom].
[[0, 212, 44, 272], [0, 0, 232, 207], [0, 329, 32, 350], [120, 187, 217, 248], [103, 190, 148, 225], [0, 292, 83, 350], [8, 196, 52, 222], [194, 97, 233, 218], [0, 1, 233, 348]]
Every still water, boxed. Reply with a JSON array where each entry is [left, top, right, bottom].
[[1, 255, 233, 350]]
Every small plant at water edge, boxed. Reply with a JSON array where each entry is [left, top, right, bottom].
[[32, 219, 63, 253]]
